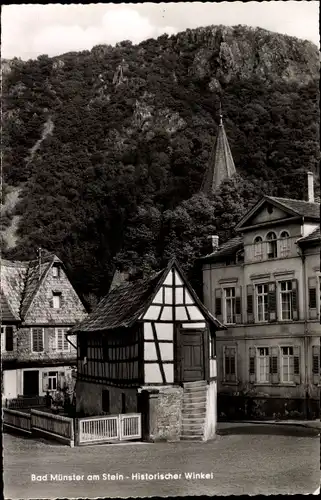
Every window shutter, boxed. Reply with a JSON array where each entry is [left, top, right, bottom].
[[42, 372, 48, 392], [247, 284, 254, 324], [268, 282, 277, 322], [308, 277, 317, 320], [49, 299, 53, 308], [60, 295, 65, 308], [63, 330, 69, 351], [291, 279, 299, 320], [269, 346, 279, 383], [293, 346, 300, 384], [5, 326, 14, 351], [59, 371, 65, 389], [312, 345, 320, 385], [235, 286, 242, 324], [224, 347, 230, 380], [249, 346, 256, 383], [230, 347, 236, 382], [215, 288, 223, 322]]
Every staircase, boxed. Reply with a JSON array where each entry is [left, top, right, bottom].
[[180, 380, 207, 441]]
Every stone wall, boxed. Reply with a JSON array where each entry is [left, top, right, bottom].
[[142, 386, 183, 442]]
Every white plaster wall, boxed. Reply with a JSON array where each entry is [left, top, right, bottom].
[[204, 381, 217, 441], [210, 358, 217, 378], [14, 365, 74, 396], [3, 370, 18, 399]]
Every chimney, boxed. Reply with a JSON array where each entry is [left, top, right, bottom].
[[210, 235, 219, 253], [307, 171, 314, 203]]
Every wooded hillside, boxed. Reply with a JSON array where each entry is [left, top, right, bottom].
[[2, 25, 319, 305]]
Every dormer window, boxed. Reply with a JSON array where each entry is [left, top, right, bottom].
[[52, 265, 60, 278], [52, 292, 61, 309], [266, 232, 277, 259]]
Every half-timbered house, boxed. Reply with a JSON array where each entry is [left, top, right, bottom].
[[71, 259, 225, 442]]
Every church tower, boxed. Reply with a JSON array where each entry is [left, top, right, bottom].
[[201, 106, 236, 194]]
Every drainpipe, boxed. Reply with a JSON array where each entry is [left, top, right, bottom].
[[297, 242, 309, 417]]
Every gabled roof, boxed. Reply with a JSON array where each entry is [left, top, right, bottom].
[[0, 290, 18, 322], [1, 251, 62, 320], [267, 197, 320, 219], [200, 115, 236, 194], [236, 195, 320, 231], [200, 236, 244, 263], [297, 227, 321, 245], [71, 259, 225, 333]]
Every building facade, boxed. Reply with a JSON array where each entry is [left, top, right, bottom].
[[1, 252, 87, 400], [72, 260, 224, 441], [201, 188, 320, 419]]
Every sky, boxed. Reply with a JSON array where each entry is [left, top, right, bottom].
[[2, 2, 319, 60]]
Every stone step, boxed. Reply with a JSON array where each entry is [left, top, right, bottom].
[[180, 434, 204, 441], [182, 417, 205, 424], [182, 425, 204, 433], [184, 385, 207, 394], [183, 395, 207, 403], [183, 381, 207, 388], [182, 403, 207, 410]]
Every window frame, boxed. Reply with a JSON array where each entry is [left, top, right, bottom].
[[55, 328, 70, 352], [52, 292, 61, 309], [31, 328, 44, 353], [255, 283, 269, 323], [223, 286, 236, 325], [52, 265, 60, 278], [223, 345, 237, 383], [47, 371, 58, 391], [266, 231, 277, 259], [279, 280, 293, 321], [253, 235, 263, 261], [280, 346, 295, 384], [256, 347, 270, 384]]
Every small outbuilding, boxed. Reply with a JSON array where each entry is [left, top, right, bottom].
[[70, 259, 225, 442]]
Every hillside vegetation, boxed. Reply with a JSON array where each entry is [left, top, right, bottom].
[[2, 25, 319, 305]]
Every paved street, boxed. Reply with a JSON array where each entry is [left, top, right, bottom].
[[3, 423, 320, 498]]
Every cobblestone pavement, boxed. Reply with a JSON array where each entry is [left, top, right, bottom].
[[3, 423, 320, 499]]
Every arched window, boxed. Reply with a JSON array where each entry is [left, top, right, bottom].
[[266, 232, 277, 259], [280, 231, 290, 257], [253, 236, 263, 260]]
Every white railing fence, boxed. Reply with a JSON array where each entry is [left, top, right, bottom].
[[120, 414, 142, 441], [77, 413, 141, 445], [3, 408, 32, 434]]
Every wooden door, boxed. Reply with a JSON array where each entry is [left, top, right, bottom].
[[23, 370, 39, 396], [181, 329, 205, 382]]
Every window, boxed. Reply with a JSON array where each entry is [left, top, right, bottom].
[[48, 371, 58, 391], [224, 287, 236, 324], [102, 390, 110, 413], [121, 393, 126, 413], [56, 328, 69, 352], [280, 281, 293, 320], [32, 328, 44, 352], [253, 236, 263, 261], [266, 232, 277, 259], [257, 347, 270, 383], [52, 292, 61, 309], [52, 265, 60, 278], [279, 231, 290, 258], [1, 326, 14, 352], [281, 347, 294, 383], [223, 346, 236, 382], [256, 284, 269, 322], [79, 337, 87, 360]]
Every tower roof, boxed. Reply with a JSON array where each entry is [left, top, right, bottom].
[[201, 114, 236, 194]]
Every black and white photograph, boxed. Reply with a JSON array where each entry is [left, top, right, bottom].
[[1, 1, 320, 498]]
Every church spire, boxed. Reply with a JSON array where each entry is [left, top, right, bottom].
[[201, 102, 236, 195]]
